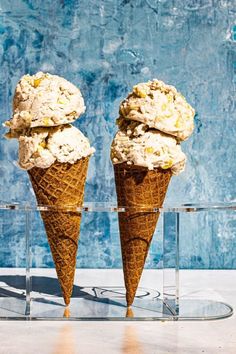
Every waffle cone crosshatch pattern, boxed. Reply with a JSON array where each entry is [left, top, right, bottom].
[[0, 202, 234, 320], [28, 157, 90, 306]]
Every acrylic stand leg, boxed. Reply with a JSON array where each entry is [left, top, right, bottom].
[[25, 208, 31, 318], [0, 208, 30, 319], [162, 211, 233, 320], [162, 212, 179, 318]]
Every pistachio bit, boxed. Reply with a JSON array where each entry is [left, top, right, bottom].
[[33, 78, 43, 88], [185, 114, 191, 120], [167, 94, 172, 103], [57, 98, 66, 104], [165, 112, 172, 118], [162, 159, 173, 169], [145, 147, 154, 154], [175, 118, 182, 128], [162, 104, 167, 111], [133, 85, 147, 98], [43, 117, 51, 126], [39, 141, 47, 149], [129, 104, 140, 111], [37, 140, 46, 152], [4, 120, 11, 127]]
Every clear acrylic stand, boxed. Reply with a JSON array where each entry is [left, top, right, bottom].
[[0, 202, 234, 320]]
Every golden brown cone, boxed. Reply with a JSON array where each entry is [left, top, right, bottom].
[[114, 163, 171, 307], [28, 157, 89, 305]]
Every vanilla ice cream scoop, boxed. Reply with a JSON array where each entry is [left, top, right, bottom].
[[5, 72, 85, 129], [6, 124, 95, 170], [111, 118, 186, 175], [119, 79, 195, 141]]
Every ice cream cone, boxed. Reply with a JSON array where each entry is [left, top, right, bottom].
[[28, 157, 89, 305], [114, 163, 171, 307]]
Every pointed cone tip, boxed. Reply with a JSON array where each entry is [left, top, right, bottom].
[[126, 307, 134, 318], [63, 306, 71, 318]]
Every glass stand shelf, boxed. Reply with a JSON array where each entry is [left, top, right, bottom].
[[0, 285, 232, 321], [0, 202, 235, 321], [30, 288, 233, 321]]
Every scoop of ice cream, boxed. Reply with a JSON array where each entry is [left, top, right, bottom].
[[119, 79, 195, 141], [111, 118, 186, 175], [6, 124, 95, 170], [5, 72, 85, 129]]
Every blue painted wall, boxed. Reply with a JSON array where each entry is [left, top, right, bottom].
[[0, 0, 235, 268]]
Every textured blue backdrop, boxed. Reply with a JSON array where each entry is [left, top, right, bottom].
[[0, 0, 235, 269]]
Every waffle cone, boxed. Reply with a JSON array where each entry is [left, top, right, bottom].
[[114, 163, 171, 307], [28, 157, 89, 305]]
